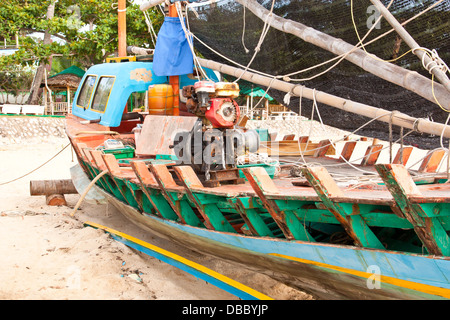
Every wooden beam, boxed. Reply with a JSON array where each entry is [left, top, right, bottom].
[[149, 164, 204, 227], [360, 144, 383, 166], [198, 58, 450, 137], [118, 0, 127, 57], [173, 166, 237, 233], [243, 167, 315, 241], [302, 166, 385, 249], [418, 149, 446, 173], [393, 146, 413, 165], [235, 0, 449, 108], [339, 141, 357, 162], [130, 161, 178, 220], [376, 164, 450, 256]]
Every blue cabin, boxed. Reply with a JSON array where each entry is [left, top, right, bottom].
[[72, 61, 219, 128]]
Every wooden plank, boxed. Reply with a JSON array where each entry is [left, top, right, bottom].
[[418, 149, 446, 173], [282, 134, 295, 141], [242, 167, 315, 241], [302, 166, 385, 249], [102, 153, 141, 210], [130, 161, 178, 220], [376, 164, 450, 256], [79, 146, 115, 194], [149, 163, 204, 227], [174, 166, 237, 233], [339, 141, 357, 162], [360, 144, 383, 166], [298, 136, 309, 143], [393, 146, 413, 165], [89, 150, 128, 202], [230, 197, 275, 237], [136, 115, 198, 157], [313, 139, 331, 158], [258, 140, 335, 157]]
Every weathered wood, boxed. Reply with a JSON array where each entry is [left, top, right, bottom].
[[243, 167, 315, 241], [150, 164, 204, 227], [376, 164, 450, 256], [360, 144, 383, 166], [313, 139, 331, 158], [339, 141, 357, 162], [302, 166, 385, 249], [174, 166, 237, 233], [418, 149, 446, 173], [30, 179, 78, 196], [45, 194, 67, 206], [101, 153, 142, 210], [259, 140, 335, 157], [282, 134, 295, 141], [393, 146, 413, 165]]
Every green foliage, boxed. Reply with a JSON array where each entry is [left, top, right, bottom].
[[0, 64, 35, 98], [0, 0, 163, 69]]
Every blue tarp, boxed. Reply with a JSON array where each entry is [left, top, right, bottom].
[[153, 17, 194, 77]]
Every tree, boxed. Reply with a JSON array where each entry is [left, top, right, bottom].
[[0, 0, 163, 104]]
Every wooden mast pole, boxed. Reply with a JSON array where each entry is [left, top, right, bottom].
[[118, 0, 127, 58], [369, 0, 450, 93], [169, 3, 180, 116], [198, 57, 450, 139]]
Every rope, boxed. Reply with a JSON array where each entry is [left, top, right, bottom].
[[179, 2, 211, 81], [0, 143, 70, 186], [234, 0, 275, 83], [241, 6, 250, 54], [70, 169, 109, 217]]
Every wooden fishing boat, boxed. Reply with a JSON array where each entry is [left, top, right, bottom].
[[65, 0, 450, 300]]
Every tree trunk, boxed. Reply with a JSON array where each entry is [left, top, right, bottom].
[[27, 1, 56, 105], [235, 0, 449, 110]]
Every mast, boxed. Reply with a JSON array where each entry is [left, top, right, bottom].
[[369, 0, 450, 93], [118, 0, 127, 57]]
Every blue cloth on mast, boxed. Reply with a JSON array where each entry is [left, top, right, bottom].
[[153, 17, 194, 76]]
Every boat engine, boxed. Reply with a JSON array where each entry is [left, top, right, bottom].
[[184, 81, 240, 129], [177, 81, 258, 184]]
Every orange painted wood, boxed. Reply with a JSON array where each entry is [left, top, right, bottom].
[[313, 139, 331, 158], [360, 144, 383, 166], [393, 146, 413, 165], [339, 141, 357, 162], [418, 149, 446, 173]]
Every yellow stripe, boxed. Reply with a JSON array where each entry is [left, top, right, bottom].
[[85, 221, 273, 300], [269, 253, 450, 299]]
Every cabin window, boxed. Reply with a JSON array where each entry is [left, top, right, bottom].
[[76, 75, 97, 109], [91, 77, 115, 113]]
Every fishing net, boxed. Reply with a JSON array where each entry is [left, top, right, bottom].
[[186, 0, 449, 148]]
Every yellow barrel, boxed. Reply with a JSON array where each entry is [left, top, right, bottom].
[[148, 84, 174, 115]]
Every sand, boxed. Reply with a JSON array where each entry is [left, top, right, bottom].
[[0, 138, 313, 300]]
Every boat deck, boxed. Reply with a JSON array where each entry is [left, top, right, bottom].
[[67, 115, 450, 257]]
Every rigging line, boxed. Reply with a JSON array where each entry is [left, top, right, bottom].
[[283, 0, 393, 82], [0, 143, 70, 186], [286, 112, 406, 166], [234, 0, 276, 83], [187, 0, 443, 84], [349, 0, 413, 64], [177, 2, 210, 80], [183, 4, 205, 80], [278, 0, 445, 81], [241, 6, 250, 54]]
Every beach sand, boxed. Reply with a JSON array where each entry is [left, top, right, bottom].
[[0, 138, 313, 300]]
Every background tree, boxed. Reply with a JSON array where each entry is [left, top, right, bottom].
[[0, 0, 163, 104]]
